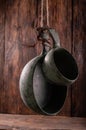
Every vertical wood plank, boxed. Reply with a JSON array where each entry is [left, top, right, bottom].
[[0, 0, 5, 113], [4, 0, 21, 113], [3, 0, 37, 114], [17, 0, 38, 114], [49, 0, 72, 116], [72, 0, 86, 117]]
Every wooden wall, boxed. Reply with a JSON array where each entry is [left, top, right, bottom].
[[0, 0, 86, 117]]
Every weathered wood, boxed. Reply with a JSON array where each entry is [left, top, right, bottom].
[[72, 0, 86, 117], [49, 0, 72, 116], [0, 0, 72, 116], [0, 0, 86, 117], [0, 0, 5, 113], [0, 114, 86, 130], [4, 0, 37, 114]]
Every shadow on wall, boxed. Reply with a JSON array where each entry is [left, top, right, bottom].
[[0, 0, 5, 12], [0, 0, 15, 12]]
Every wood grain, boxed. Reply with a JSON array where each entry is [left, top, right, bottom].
[[0, 0, 72, 116], [0, 114, 86, 130], [4, 0, 37, 114], [0, 0, 5, 113], [72, 0, 86, 117], [0, 0, 86, 117], [49, 0, 72, 116]]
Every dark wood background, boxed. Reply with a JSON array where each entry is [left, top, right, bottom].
[[0, 0, 86, 117]]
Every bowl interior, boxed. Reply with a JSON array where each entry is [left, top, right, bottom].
[[54, 48, 78, 80]]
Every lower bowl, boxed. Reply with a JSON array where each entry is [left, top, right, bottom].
[[33, 59, 67, 115], [19, 55, 67, 115]]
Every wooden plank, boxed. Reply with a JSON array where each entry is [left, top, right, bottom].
[[72, 0, 86, 117], [1, 0, 72, 116], [1, 0, 85, 117], [0, 114, 86, 130], [3, 0, 37, 114], [49, 0, 72, 116], [0, 0, 5, 112]]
